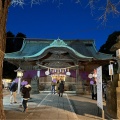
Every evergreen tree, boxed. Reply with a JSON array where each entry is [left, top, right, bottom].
[[99, 31, 120, 81], [99, 31, 120, 56], [5, 31, 15, 53], [14, 33, 26, 52], [3, 32, 26, 82]]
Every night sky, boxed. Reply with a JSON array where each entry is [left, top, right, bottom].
[[7, 1, 120, 50]]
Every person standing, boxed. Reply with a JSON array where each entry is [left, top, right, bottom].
[[19, 80, 28, 108], [103, 83, 107, 101], [51, 81, 56, 94], [9, 80, 18, 104], [59, 81, 64, 97], [56, 80, 60, 94], [22, 83, 31, 113], [91, 83, 97, 100]]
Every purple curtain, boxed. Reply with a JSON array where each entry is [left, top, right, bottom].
[[23, 70, 37, 79], [23, 70, 90, 81], [40, 69, 46, 77], [23, 69, 46, 79], [80, 72, 89, 80], [70, 70, 76, 78]]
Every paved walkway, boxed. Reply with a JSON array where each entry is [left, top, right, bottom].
[[3, 90, 106, 120]]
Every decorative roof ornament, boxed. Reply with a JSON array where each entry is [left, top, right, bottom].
[[50, 38, 67, 46]]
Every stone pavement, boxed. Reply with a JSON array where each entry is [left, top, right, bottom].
[[3, 90, 107, 120]]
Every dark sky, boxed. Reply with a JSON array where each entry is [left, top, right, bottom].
[[7, 1, 120, 50]]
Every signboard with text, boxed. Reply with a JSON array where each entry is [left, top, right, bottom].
[[97, 66, 103, 110]]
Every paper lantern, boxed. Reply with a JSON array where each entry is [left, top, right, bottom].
[[45, 70, 50, 75], [88, 74, 93, 78], [66, 71, 71, 76]]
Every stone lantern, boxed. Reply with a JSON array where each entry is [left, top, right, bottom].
[[14, 67, 24, 94], [111, 35, 120, 73]]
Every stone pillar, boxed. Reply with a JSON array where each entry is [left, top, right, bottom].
[[30, 76, 39, 94], [106, 75, 118, 119], [116, 74, 120, 118], [109, 36, 120, 119], [116, 50, 120, 119]]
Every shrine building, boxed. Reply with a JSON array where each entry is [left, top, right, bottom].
[[4, 38, 114, 94]]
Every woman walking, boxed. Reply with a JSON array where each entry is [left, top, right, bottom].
[[22, 83, 31, 113]]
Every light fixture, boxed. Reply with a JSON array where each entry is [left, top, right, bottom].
[[14, 67, 24, 94]]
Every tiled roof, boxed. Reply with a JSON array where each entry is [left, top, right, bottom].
[[4, 38, 113, 61]]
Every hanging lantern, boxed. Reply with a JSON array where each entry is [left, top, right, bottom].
[[88, 74, 93, 79], [45, 71, 49, 75], [66, 71, 71, 76], [45, 68, 50, 75]]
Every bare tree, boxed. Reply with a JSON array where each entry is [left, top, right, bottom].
[[98, 0, 120, 24], [0, 0, 10, 119], [0, 0, 120, 119]]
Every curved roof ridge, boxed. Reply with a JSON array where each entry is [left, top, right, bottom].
[[24, 38, 93, 59]]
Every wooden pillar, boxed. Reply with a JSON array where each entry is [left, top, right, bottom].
[[75, 64, 84, 94], [76, 65, 79, 83], [117, 59, 120, 73]]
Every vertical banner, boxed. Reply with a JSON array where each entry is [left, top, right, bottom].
[[109, 64, 113, 75], [97, 66, 103, 110], [37, 70, 40, 77]]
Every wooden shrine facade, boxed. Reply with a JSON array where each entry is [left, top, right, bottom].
[[4, 38, 114, 93]]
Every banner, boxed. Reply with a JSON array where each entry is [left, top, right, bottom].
[[97, 66, 103, 110]]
